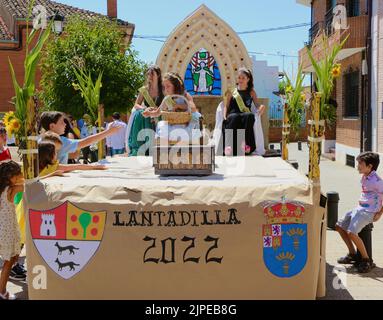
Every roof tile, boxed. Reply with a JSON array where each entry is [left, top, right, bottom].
[[0, 16, 13, 41], [0, 0, 133, 41]]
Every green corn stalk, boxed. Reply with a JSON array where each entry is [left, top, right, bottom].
[[72, 66, 103, 124], [306, 32, 349, 123], [8, 0, 53, 141], [284, 64, 306, 135], [305, 32, 348, 181]]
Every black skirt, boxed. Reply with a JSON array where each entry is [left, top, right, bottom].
[[219, 112, 256, 156]]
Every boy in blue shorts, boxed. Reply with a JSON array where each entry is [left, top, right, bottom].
[[336, 152, 383, 273]]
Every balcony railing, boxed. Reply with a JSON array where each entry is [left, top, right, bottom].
[[325, 7, 334, 36], [308, 21, 324, 45], [307, 5, 368, 46], [307, 7, 345, 45]]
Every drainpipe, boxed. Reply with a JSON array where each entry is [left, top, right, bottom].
[[364, 0, 373, 151], [361, 49, 366, 153]]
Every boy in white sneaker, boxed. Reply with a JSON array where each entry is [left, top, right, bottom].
[[336, 152, 383, 273]]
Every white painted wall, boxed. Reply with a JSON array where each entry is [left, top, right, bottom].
[[251, 55, 280, 117], [335, 142, 360, 167], [322, 139, 335, 154]]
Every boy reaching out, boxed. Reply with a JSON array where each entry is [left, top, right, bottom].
[[40, 112, 123, 164]]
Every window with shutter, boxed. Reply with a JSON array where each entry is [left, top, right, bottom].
[[347, 0, 360, 17], [327, 0, 337, 12], [344, 71, 360, 118]]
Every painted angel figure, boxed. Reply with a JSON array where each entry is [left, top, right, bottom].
[[191, 50, 215, 94], [193, 61, 214, 93]]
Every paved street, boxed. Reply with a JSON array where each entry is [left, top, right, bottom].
[[1, 143, 383, 300], [288, 142, 383, 300]]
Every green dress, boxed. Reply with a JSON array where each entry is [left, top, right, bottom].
[[128, 96, 163, 156]]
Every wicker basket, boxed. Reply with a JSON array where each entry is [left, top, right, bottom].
[[160, 95, 192, 125]]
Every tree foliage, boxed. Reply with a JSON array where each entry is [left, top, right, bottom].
[[40, 15, 146, 118]]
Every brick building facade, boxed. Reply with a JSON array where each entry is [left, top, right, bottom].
[[297, 0, 372, 167], [0, 0, 134, 118]]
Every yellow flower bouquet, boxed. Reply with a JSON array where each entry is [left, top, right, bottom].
[[3, 112, 21, 137]]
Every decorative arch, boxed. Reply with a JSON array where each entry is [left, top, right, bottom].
[[156, 4, 252, 95]]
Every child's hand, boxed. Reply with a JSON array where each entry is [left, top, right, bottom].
[[53, 170, 65, 177], [142, 108, 153, 117], [143, 107, 161, 118], [91, 165, 107, 170], [373, 211, 383, 222]]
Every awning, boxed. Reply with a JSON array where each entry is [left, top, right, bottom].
[[296, 0, 311, 6], [336, 47, 365, 61]]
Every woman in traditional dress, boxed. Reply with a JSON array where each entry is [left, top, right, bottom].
[[220, 68, 265, 156], [126, 66, 164, 156], [143, 72, 202, 145]]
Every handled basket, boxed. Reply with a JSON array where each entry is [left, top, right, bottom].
[[160, 95, 192, 125]]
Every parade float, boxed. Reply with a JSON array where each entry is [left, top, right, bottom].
[[20, 6, 349, 300], [25, 155, 326, 299]]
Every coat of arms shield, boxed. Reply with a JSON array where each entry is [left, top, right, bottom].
[[29, 202, 106, 280], [261, 199, 308, 278]]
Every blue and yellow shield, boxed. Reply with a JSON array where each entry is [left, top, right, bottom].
[[261, 200, 308, 278]]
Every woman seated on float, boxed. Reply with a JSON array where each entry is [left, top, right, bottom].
[[143, 72, 202, 145], [221, 67, 265, 156], [127, 66, 164, 156]]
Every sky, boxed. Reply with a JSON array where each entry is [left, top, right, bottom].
[[55, 0, 311, 75]]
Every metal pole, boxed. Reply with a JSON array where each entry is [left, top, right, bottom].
[[357, 223, 374, 266], [326, 191, 339, 230], [365, 0, 373, 151]]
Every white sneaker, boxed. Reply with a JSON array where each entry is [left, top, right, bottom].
[[0, 291, 16, 300], [8, 292, 16, 300]]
